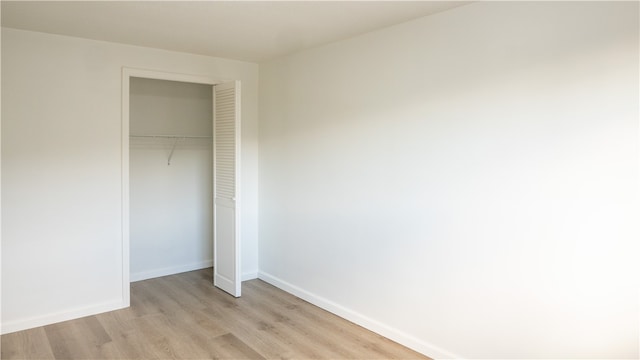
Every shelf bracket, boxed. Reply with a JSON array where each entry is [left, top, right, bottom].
[[167, 137, 179, 165]]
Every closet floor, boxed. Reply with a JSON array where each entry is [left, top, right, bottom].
[[1, 268, 429, 359]]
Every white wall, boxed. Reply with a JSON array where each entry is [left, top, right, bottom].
[[259, 2, 639, 359], [130, 78, 213, 281], [1, 28, 259, 333]]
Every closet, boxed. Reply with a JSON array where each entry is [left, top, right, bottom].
[[129, 77, 214, 282]]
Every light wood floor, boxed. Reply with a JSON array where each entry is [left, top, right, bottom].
[[1, 268, 429, 359]]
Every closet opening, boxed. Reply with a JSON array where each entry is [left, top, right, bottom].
[[121, 68, 242, 306], [129, 77, 213, 283]]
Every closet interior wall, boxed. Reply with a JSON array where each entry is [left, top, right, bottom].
[[129, 77, 213, 281]]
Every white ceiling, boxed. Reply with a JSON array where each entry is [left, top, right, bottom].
[[1, 1, 470, 63]]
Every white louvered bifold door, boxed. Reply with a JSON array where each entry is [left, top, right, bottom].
[[213, 80, 241, 297]]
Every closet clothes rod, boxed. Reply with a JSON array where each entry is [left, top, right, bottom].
[[130, 134, 212, 165], [130, 134, 212, 139]]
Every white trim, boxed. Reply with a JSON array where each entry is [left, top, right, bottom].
[[122, 67, 231, 307], [123, 67, 229, 85], [257, 271, 462, 360], [0, 25, 3, 338], [234, 80, 243, 296], [1, 300, 125, 335], [121, 68, 131, 307], [131, 260, 214, 282]]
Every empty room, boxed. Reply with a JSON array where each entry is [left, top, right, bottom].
[[1, 1, 638, 359]]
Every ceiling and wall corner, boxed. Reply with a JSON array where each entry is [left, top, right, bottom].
[[0, 1, 471, 63]]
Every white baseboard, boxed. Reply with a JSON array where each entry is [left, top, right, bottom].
[[131, 262, 257, 283], [257, 271, 461, 360], [131, 260, 213, 282], [1, 299, 126, 335], [242, 271, 258, 281], [2, 266, 258, 335]]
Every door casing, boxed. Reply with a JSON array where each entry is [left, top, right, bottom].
[[121, 67, 240, 305]]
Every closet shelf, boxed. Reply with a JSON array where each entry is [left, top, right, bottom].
[[130, 134, 211, 165]]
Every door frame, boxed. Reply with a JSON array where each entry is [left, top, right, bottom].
[[121, 67, 232, 305]]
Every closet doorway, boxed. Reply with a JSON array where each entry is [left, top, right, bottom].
[[121, 68, 241, 304]]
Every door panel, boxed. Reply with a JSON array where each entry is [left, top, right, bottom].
[[213, 81, 241, 297]]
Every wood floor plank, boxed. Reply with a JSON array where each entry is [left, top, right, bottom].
[[207, 333, 266, 360], [94, 312, 143, 359], [1, 268, 430, 360], [238, 288, 355, 359], [44, 320, 97, 360], [241, 282, 363, 359], [244, 279, 426, 359], [0, 327, 55, 360], [198, 290, 301, 359], [130, 313, 211, 359], [130, 281, 164, 317]]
